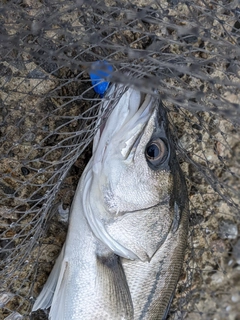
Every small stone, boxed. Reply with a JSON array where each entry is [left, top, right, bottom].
[[211, 272, 225, 284], [21, 167, 30, 176], [231, 293, 240, 303], [0, 292, 14, 308], [24, 131, 35, 142], [57, 203, 69, 223], [226, 305, 231, 312], [233, 239, 240, 264], [218, 220, 238, 239]]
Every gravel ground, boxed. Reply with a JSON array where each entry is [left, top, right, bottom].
[[0, 1, 240, 319]]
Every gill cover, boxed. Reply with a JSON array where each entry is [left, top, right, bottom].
[[83, 84, 158, 260]]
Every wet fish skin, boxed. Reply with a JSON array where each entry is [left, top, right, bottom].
[[32, 166, 133, 320], [105, 103, 189, 319], [121, 204, 188, 320], [32, 84, 188, 320]]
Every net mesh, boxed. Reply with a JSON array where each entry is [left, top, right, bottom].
[[0, 0, 239, 319]]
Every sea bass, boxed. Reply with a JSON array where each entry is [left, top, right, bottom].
[[32, 84, 189, 320]]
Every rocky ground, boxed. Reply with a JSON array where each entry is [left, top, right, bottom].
[[0, 1, 240, 319]]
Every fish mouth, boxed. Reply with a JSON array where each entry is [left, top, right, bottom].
[[101, 84, 157, 136], [120, 92, 158, 159], [86, 86, 160, 261], [92, 84, 158, 168], [87, 86, 163, 261]]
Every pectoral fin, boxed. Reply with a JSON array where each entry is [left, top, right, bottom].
[[96, 250, 133, 319]]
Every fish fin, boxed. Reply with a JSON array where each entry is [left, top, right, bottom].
[[162, 290, 175, 320], [48, 259, 69, 320], [96, 251, 133, 319], [32, 244, 65, 312]]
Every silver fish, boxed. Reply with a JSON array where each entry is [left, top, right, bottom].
[[32, 84, 189, 320]]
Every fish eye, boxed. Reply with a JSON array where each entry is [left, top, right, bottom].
[[145, 138, 168, 166]]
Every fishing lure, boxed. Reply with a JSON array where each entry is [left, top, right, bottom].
[[89, 60, 113, 96]]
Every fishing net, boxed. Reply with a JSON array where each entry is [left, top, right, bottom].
[[0, 0, 239, 319]]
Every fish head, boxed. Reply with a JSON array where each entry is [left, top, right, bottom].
[[85, 84, 186, 260], [92, 85, 173, 215]]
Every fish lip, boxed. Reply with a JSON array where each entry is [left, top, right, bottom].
[[97, 84, 127, 137], [99, 84, 158, 138], [87, 86, 160, 261], [120, 94, 159, 159], [93, 85, 159, 167]]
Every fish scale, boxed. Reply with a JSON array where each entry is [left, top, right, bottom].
[[32, 84, 189, 319]]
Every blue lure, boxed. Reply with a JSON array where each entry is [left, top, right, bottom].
[[89, 61, 113, 97]]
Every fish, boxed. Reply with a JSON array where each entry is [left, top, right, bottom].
[[32, 83, 189, 320]]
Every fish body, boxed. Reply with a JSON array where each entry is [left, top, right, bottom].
[[32, 84, 189, 319]]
